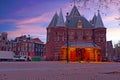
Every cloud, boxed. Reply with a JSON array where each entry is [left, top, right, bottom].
[[103, 14, 119, 22], [17, 12, 52, 25], [107, 28, 120, 41], [7, 24, 46, 40], [0, 19, 18, 24], [1, 1, 119, 43], [5, 2, 69, 43], [7, 12, 55, 42]]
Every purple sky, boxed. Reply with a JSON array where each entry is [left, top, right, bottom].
[[0, 0, 120, 43]]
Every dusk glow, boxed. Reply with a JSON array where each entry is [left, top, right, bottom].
[[0, 0, 120, 43]]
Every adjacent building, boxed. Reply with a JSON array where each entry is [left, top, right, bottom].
[[0, 32, 12, 51], [0, 33, 45, 58], [32, 38, 44, 56], [12, 35, 45, 57], [114, 42, 120, 61], [106, 41, 114, 61], [45, 5, 106, 62]]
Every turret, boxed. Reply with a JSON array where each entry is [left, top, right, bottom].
[[48, 12, 59, 27], [95, 10, 105, 28], [56, 8, 65, 26]]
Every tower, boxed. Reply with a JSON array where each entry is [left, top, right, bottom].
[[1, 32, 8, 41], [93, 10, 106, 58], [45, 9, 66, 60]]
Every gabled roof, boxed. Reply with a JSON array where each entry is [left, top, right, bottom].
[[66, 5, 93, 28], [66, 16, 93, 28], [48, 12, 59, 27], [32, 38, 43, 44], [95, 10, 104, 28], [69, 5, 80, 17], [56, 8, 65, 26]]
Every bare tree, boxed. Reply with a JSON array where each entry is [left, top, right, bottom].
[[70, 0, 120, 25]]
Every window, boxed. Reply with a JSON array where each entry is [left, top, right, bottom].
[[77, 31, 82, 40], [69, 31, 74, 40]]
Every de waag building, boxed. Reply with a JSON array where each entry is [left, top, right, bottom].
[[45, 5, 106, 62]]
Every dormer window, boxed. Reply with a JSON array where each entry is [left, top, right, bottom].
[[78, 20, 82, 28]]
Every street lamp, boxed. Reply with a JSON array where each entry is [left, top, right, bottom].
[[66, 27, 69, 63], [66, 12, 69, 63]]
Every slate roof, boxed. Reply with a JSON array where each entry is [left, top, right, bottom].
[[90, 14, 97, 26], [95, 10, 104, 28], [66, 5, 93, 28], [69, 5, 80, 17], [32, 38, 43, 44], [48, 12, 59, 27], [56, 8, 65, 26], [48, 6, 104, 28]]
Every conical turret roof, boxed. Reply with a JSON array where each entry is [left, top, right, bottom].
[[90, 14, 97, 26], [56, 8, 65, 26], [95, 10, 104, 28], [48, 12, 59, 27]]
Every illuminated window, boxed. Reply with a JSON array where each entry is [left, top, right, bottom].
[[78, 20, 82, 28]]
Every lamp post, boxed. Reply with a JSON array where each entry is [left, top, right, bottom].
[[66, 12, 69, 63], [66, 27, 69, 63]]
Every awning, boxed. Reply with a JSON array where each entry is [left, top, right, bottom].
[[62, 42, 100, 48]]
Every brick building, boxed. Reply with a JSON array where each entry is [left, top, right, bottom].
[[12, 35, 45, 57], [106, 41, 114, 61], [45, 5, 106, 61]]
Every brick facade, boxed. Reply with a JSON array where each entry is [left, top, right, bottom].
[[45, 6, 106, 61]]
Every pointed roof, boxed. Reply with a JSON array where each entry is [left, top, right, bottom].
[[56, 8, 65, 26], [66, 5, 93, 28], [70, 5, 80, 17], [48, 12, 59, 27], [90, 14, 97, 26], [95, 10, 104, 28]]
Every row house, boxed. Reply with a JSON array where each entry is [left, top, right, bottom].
[[12, 35, 45, 57], [0, 33, 45, 58], [32, 38, 44, 56]]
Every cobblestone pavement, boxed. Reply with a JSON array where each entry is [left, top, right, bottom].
[[0, 61, 120, 80]]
